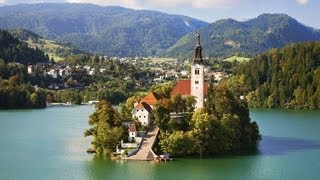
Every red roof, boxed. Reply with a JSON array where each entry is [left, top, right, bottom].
[[170, 79, 208, 96], [134, 92, 160, 109], [140, 92, 160, 106], [128, 124, 136, 132], [135, 102, 153, 113], [170, 80, 191, 96]]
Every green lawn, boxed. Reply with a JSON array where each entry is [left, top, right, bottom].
[[25, 38, 75, 62], [142, 57, 177, 63], [223, 56, 251, 62]]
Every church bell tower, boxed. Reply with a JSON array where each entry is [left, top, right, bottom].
[[191, 34, 204, 109]]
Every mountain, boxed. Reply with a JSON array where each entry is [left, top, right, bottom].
[[9, 28, 87, 61], [0, 3, 208, 57], [0, 29, 48, 64], [166, 14, 320, 57]]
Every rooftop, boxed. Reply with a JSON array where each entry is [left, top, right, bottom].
[[170, 79, 208, 96], [140, 92, 161, 106], [128, 124, 136, 132]]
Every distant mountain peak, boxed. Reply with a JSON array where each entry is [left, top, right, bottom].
[[167, 14, 320, 57]]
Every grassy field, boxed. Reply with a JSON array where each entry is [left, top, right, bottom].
[[223, 56, 251, 62], [142, 57, 177, 63], [25, 38, 81, 62]]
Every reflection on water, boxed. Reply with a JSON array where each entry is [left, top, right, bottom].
[[259, 136, 320, 155], [85, 156, 157, 180]]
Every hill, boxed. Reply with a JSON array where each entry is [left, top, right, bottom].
[[166, 14, 320, 57], [9, 28, 87, 61], [0, 29, 48, 64], [0, 3, 208, 57], [230, 41, 320, 109]]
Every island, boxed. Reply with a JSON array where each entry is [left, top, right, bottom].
[[84, 35, 261, 159]]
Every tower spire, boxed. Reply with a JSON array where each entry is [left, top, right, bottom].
[[197, 33, 201, 46], [194, 34, 203, 64]]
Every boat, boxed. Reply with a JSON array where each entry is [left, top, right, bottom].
[[86, 148, 96, 154]]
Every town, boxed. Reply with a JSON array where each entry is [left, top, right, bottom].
[[26, 56, 230, 91]]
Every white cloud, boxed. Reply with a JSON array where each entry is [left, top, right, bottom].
[[296, 0, 309, 5], [66, 0, 241, 9], [0, 0, 6, 4]]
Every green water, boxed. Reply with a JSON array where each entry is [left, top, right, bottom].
[[1, 106, 320, 179]]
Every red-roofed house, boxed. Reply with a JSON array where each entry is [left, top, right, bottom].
[[128, 123, 137, 142], [139, 92, 161, 108], [131, 92, 160, 126]]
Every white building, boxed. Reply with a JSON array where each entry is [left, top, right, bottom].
[[171, 34, 207, 110], [131, 92, 160, 126], [190, 34, 205, 109], [128, 123, 137, 142], [48, 69, 58, 79], [27, 65, 33, 74]]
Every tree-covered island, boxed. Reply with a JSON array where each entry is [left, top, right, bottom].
[[84, 82, 261, 157], [84, 35, 261, 158]]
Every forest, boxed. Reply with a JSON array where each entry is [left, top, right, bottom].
[[0, 29, 49, 64], [0, 74, 46, 109], [230, 41, 320, 109]]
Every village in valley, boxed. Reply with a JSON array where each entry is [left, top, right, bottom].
[[25, 55, 228, 91]]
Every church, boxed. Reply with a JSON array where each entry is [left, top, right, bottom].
[[170, 34, 208, 109], [131, 34, 208, 126]]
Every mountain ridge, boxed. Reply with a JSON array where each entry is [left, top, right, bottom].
[[1, 4, 319, 57], [0, 3, 208, 57], [166, 13, 320, 57]]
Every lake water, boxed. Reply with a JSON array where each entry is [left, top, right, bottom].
[[1, 106, 320, 179]]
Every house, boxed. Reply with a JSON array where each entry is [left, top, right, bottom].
[[165, 70, 177, 79], [170, 34, 208, 109], [128, 123, 137, 142], [48, 69, 58, 79], [180, 70, 189, 77], [27, 65, 33, 74], [131, 92, 161, 126]]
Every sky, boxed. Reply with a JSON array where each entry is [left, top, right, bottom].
[[1, 0, 320, 28]]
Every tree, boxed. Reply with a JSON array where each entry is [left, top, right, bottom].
[[151, 82, 173, 98], [30, 92, 39, 107], [169, 94, 186, 114], [233, 41, 320, 109], [119, 95, 142, 121], [46, 93, 54, 104], [185, 95, 196, 112], [153, 99, 171, 131], [159, 131, 193, 157], [189, 109, 217, 156], [85, 100, 125, 156]]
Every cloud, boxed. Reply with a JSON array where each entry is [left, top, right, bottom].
[[296, 0, 309, 5], [66, 0, 241, 9], [0, 0, 6, 4]]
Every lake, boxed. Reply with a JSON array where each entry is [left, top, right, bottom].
[[0, 106, 320, 179]]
